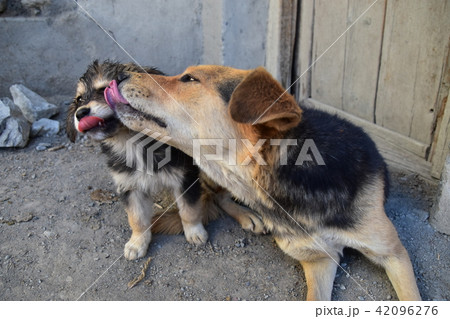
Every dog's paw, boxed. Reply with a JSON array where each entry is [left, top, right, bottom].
[[184, 223, 208, 245], [239, 213, 266, 234], [124, 232, 151, 260]]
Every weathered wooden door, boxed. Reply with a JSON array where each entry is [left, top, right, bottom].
[[290, 0, 450, 179]]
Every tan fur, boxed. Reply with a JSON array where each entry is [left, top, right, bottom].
[[115, 65, 421, 300]]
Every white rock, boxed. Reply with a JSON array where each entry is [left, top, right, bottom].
[[31, 118, 60, 137], [0, 98, 30, 148], [10, 84, 59, 123], [0, 99, 11, 127], [0, 117, 30, 148], [1, 97, 22, 116]]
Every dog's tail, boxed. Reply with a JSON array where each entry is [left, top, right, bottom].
[[150, 176, 224, 234]]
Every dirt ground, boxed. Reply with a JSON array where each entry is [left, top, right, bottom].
[[0, 96, 449, 301]]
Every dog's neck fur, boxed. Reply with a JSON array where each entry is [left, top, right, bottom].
[[187, 140, 275, 210]]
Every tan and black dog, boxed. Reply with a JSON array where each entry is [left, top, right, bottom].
[[66, 61, 264, 260], [104, 65, 421, 301]]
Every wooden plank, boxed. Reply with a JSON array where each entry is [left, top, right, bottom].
[[306, 98, 429, 158], [431, 95, 450, 179], [266, 0, 298, 88], [265, 0, 283, 81], [293, 0, 314, 100], [311, 0, 348, 109], [375, 0, 450, 145], [375, 139, 434, 183], [342, 0, 386, 122], [430, 39, 450, 178], [279, 0, 298, 89], [305, 99, 433, 180]]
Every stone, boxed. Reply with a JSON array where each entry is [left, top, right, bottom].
[[31, 118, 60, 137], [0, 99, 10, 128], [1, 97, 22, 116], [36, 142, 51, 151], [43, 230, 52, 238], [10, 84, 59, 123], [0, 99, 30, 148]]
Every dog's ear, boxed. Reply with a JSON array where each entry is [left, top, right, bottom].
[[229, 67, 301, 132], [66, 102, 78, 143]]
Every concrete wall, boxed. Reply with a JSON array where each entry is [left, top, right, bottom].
[[0, 0, 203, 96], [0, 0, 278, 98]]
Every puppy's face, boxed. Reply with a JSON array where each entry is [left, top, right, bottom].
[[67, 61, 163, 142], [108, 65, 301, 156]]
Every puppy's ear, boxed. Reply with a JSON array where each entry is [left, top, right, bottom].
[[229, 67, 301, 131], [66, 102, 78, 143]]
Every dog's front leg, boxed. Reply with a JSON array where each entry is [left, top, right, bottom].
[[123, 190, 153, 260], [174, 186, 208, 245], [215, 191, 266, 234]]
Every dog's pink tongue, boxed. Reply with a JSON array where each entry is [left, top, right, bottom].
[[78, 116, 104, 132], [104, 80, 128, 110]]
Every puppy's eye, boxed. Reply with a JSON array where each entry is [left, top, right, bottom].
[[180, 74, 198, 83], [75, 96, 83, 104]]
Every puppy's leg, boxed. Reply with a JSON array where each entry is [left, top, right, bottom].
[[123, 190, 153, 260], [275, 237, 341, 301], [174, 184, 208, 245], [350, 209, 421, 300], [215, 191, 265, 234]]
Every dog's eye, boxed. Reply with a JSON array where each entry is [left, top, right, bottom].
[[180, 74, 198, 83], [75, 96, 83, 104]]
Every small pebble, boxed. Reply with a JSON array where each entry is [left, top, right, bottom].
[[340, 285, 346, 290], [358, 296, 365, 301], [43, 231, 52, 238], [36, 143, 51, 151], [386, 295, 392, 300]]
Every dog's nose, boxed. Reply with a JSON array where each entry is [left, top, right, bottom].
[[76, 108, 90, 120], [117, 72, 130, 84]]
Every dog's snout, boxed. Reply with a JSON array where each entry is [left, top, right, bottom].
[[76, 108, 90, 120], [117, 72, 130, 84]]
